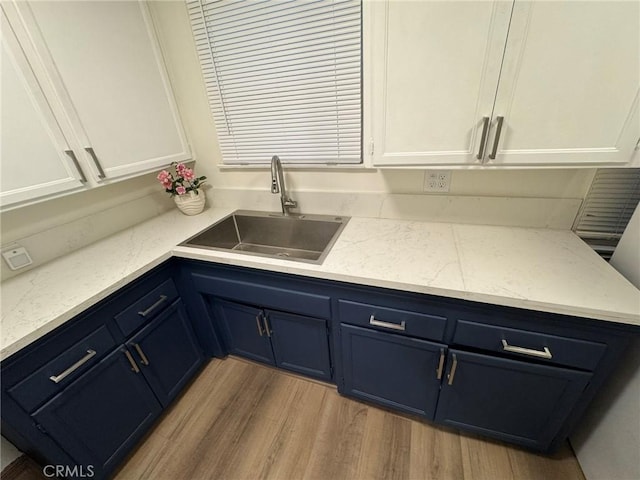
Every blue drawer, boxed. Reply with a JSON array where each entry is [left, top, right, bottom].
[[114, 278, 179, 337], [452, 319, 607, 370], [338, 299, 447, 341], [8, 326, 116, 412]]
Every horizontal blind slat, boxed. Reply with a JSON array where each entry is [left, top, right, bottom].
[[188, 0, 362, 165], [574, 168, 640, 244]]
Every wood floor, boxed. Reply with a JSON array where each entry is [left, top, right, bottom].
[[115, 357, 585, 480]]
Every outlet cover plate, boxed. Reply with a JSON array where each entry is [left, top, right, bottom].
[[424, 170, 451, 193]]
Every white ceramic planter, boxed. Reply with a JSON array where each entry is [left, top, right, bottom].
[[174, 190, 206, 215]]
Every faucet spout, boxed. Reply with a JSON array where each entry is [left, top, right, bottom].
[[270, 155, 297, 216]]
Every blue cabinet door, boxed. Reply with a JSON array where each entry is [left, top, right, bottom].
[[216, 300, 275, 365], [127, 300, 205, 408], [434, 349, 592, 450], [267, 310, 331, 381], [32, 348, 162, 479], [340, 324, 445, 418]]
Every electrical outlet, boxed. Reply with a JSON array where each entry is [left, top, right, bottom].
[[423, 170, 451, 193]]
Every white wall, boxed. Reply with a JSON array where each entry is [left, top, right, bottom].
[[0, 172, 174, 280], [572, 205, 640, 480]]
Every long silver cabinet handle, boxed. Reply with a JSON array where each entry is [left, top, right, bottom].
[[436, 348, 445, 380], [369, 315, 406, 331], [65, 150, 87, 183], [501, 339, 552, 359], [263, 315, 272, 337], [49, 349, 97, 383], [256, 313, 264, 336], [138, 295, 168, 317], [84, 147, 106, 179], [132, 344, 150, 365], [476, 117, 490, 160], [488, 116, 504, 160], [447, 354, 458, 386], [124, 350, 140, 373]]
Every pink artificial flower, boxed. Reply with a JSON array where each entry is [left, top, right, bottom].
[[176, 186, 186, 195], [182, 168, 195, 181], [175, 163, 187, 174], [162, 178, 172, 189], [157, 170, 170, 182]]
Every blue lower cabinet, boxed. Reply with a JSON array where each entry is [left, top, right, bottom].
[[434, 349, 592, 450], [32, 348, 162, 479], [127, 300, 205, 408], [216, 300, 276, 365], [268, 310, 332, 381], [340, 324, 445, 418], [213, 299, 333, 381]]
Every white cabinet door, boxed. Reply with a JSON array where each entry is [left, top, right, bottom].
[[1, 13, 86, 210], [19, 0, 190, 181], [369, 1, 512, 166], [487, 1, 640, 166]]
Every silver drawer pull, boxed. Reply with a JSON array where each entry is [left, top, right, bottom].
[[84, 146, 106, 179], [256, 314, 264, 336], [132, 344, 150, 366], [436, 348, 445, 380], [476, 116, 490, 160], [501, 339, 552, 359], [137, 295, 168, 317], [49, 349, 97, 383], [369, 315, 406, 331], [447, 353, 458, 386], [124, 350, 140, 373]]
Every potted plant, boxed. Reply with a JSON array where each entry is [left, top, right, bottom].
[[156, 162, 207, 215]]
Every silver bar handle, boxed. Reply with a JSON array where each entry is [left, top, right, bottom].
[[49, 349, 97, 383], [369, 315, 406, 331], [65, 150, 87, 183], [124, 350, 140, 373], [476, 117, 490, 160], [132, 344, 150, 365], [256, 313, 264, 336], [501, 339, 552, 359], [263, 315, 272, 337], [137, 295, 168, 317], [84, 147, 106, 179], [447, 353, 458, 386], [488, 116, 504, 160], [436, 348, 445, 380]]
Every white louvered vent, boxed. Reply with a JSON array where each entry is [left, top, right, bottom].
[[187, 0, 362, 165], [574, 168, 640, 259]]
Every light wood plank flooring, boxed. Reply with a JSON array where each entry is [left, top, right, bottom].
[[115, 357, 585, 480]]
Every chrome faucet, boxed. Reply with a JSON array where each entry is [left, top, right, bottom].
[[270, 155, 297, 215]]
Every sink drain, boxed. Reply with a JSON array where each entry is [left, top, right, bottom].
[[276, 252, 290, 257]]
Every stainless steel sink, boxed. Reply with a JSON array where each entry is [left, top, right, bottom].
[[180, 210, 350, 264]]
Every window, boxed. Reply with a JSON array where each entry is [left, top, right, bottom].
[[573, 168, 640, 260], [187, 0, 362, 166]]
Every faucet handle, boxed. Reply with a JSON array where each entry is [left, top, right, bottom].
[[284, 197, 297, 208]]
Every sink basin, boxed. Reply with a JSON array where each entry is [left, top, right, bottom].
[[180, 210, 350, 264]]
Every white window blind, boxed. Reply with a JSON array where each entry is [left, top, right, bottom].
[[187, 0, 362, 165], [573, 168, 640, 259]]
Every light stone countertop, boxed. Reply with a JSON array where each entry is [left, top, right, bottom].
[[2, 206, 639, 361]]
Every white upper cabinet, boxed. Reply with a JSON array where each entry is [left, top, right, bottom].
[[1, 1, 190, 210], [1, 12, 86, 208], [369, 1, 512, 166], [368, 0, 640, 167]]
